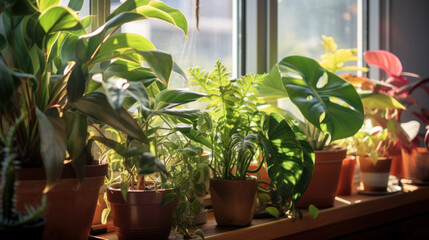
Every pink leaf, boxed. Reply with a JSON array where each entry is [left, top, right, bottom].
[[364, 50, 403, 77]]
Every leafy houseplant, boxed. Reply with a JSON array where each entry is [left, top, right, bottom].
[[187, 61, 314, 225], [354, 126, 395, 192], [258, 36, 365, 208], [0, 117, 46, 239], [0, 0, 189, 239]]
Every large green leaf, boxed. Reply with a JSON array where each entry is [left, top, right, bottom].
[[147, 1, 188, 37], [67, 63, 86, 102], [107, 0, 151, 21], [155, 109, 201, 121], [258, 65, 289, 101], [35, 108, 67, 192], [38, 6, 82, 34], [361, 93, 405, 110], [260, 113, 313, 207], [102, 76, 129, 112], [68, 0, 84, 11], [154, 89, 205, 110], [138, 50, 173, 86], [91, 33, 156, 64], [0, 34, 6, 50], [71, 92, 148, 144], [175, 126, 212, 149], [64, 110, 87, 183], [276, 56, 364, 141]]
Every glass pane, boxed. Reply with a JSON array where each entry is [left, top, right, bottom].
[[277, 0, 358, 61], [111, 0, 233, 88]]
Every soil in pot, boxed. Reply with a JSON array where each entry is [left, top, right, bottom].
[[402, 147, 429, 182], [357, 156, 392, 192], [0, 162, 107, 240], [296, 148, 346, 208], [210, 178, 257, 227], [0, 217, 45, 240], [107, 183, 175, 240]]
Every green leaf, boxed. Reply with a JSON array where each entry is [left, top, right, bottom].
[[91, 136, 127, 156], [361, 93, 406, 110], [67, 64, 86, 102], [71, 92, 148, 143], [309, 204, 319, 219], [155, 109, 201, 121], [127, 81, 150, 108], [266, 206, 280, 218], [0, 34, 6, 50], [38, 6, 82, 33], [175, 126, 212, 149], [138, 152, 167, 175], [102, 76, 129, 112], [107, 0, 151, 21], [161, 192, 176, 208], [260, 113, 314, 207], [64, 110, 87, 183], [147, 1, 188, 37], [154, 89, 205, 110], [68, 0, 84, 11], [91, 33, 156, 64], [120, 181, 129, 201], [276, 56, 364, 141], [39, 0, 60, 12], [258, 65, 289, 100], [35, 108, 67, 192], [194, 229, 205, 240], [138, 50, 173, 86]]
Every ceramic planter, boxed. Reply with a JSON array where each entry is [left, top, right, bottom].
[[210, 178, 257, 227], [296, 148, 346, 208], [357, 156, 392, 192], [107, 183, 175, 240], [0, 217, 45, 240], [336, 155, 356, 196], [0, 162, 107, 240], [401, 147, 429, 182]]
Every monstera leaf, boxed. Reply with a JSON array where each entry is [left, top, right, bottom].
[[269, 56, 364, 141]]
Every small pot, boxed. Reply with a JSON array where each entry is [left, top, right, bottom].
[[357, 156, 392, 192], [296, 148, 346, 208], [336, 155, 356, 196], [210, 178, 257, 227], [0, 217, 45, 240], [107, 183, 175, 240], [402, 147, 429, 182]]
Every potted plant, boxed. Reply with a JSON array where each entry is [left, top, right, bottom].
[[186, 61, 314, 225], [0, 117, 46, 239], [258, 35, 365, 208], [0, 0, 189, 239], [354, 126, 396, 192]]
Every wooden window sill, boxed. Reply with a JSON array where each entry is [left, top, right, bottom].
[[92, 181, 429, 239]]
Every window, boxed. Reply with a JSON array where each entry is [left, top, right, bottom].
[[111, 0, 234, 88]]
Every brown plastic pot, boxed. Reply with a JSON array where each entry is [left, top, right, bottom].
[[0, 162, 107, 240], [210, 178, 257, 227], [336, 155, 356, 196], [402, 147, 429, 182], [296, 148, 346, 208], [357, 156, 392, 192], [107, 183, 175, 240]]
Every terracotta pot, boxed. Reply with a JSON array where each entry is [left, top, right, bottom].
[[390, 154, 404, 178], [0, 217, 45, 240], [357, 156, 392, 192], [107, 183, 175, 240], [210, 178, 257, 227], [336, 155, 356, 196], [402, 147, 429, 181], [0, 162, 107, 240], [296, 148, 346, 208]]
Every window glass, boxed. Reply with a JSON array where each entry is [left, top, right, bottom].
[[111, 0, 233, 88], [277, 0, 358, 60]]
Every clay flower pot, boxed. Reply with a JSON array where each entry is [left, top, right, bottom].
[[401, 147, 429, 182], [357, 156, 392, 192], [0, 162, 107, 240], [107, 183, 175, 240], [336, 155, 356, 196], [210, 178, 257, 227], [296, 148, 346, 208]]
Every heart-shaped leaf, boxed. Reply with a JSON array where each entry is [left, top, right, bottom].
[[276, 56, 364, 141]]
